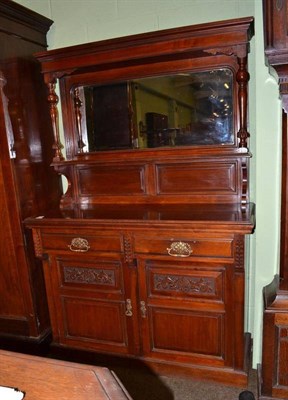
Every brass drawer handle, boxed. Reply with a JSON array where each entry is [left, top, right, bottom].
[[68, 237, 90, 252], [167, 241, 192, 257]]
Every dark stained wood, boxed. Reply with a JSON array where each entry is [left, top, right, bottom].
[[25, 17, 255, 386], [35, 16, 253, 162], [260, 1, 288, 399], [0, 1, 62, 345], [0, 349, 132, 399], [25, 203, 254, 386]]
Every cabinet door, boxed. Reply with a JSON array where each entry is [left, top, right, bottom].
[[137, 258, 234, 367], [43, 254, 138, 355]]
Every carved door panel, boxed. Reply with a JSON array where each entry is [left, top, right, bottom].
[[137, 259, 233, 367], [43, 253, 138, 355]]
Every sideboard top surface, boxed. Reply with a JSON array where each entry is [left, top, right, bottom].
[[25, 203, 255, 234]]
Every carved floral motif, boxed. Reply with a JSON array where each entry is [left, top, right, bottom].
[[154, 274, 215, 294], [64, 266, 115, 285], [204, 46, 236, 57]]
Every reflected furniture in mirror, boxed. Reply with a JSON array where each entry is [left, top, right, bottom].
[[25, 17, 255, 386], [259, 1, 288, 399], [77, 69, 234, 152]]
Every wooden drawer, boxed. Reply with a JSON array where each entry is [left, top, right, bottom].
[[134, 236, 233, 258], [40, 232, 122, 254]]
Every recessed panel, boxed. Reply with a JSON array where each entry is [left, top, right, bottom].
[[156, 162, 237, 195], [77, 165, 146, 195], [151, 307, 223, 356], [62, 297, 127, 345]]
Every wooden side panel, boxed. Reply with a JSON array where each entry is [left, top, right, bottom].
[[261, 303, 288, 399], [77, 165, 146, 196], [70, 157, 245, 204], [0, 163, 26, 317], [156, 161, 237, 195], [263, 0, 288, 51]]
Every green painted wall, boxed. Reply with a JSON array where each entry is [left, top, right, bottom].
[[15, 0, 281, 368]]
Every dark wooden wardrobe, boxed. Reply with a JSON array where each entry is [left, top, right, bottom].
[[260, 1, 288, 399], [0, 0, 61, 348]]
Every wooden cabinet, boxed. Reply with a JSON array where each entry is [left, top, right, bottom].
[[0, 1, 61, 346], [260, 2, 288, 399], [41, 231, 135, 355], [26, 203, 254, 385], [25, 17, 255, 386]]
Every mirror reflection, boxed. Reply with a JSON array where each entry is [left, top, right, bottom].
[[74, 69, 234, 152]]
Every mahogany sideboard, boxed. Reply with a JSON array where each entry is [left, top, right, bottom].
[[25, 17, 255, 386]]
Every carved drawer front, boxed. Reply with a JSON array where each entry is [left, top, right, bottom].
[[147, 265, 224, 303], [134, 235, 233, 259], [59, 259, 122, 293], [40, 232, 122, 254]]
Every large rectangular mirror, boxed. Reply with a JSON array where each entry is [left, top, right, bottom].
[[73, 68, 234, 152]]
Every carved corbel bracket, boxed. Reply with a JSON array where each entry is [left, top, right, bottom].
[[279, 78, 288, 114], [52, 163, 74, 209], [268, 64, 288, 114], [204, 43, 249, 59], [31, 228, 43, 258]]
